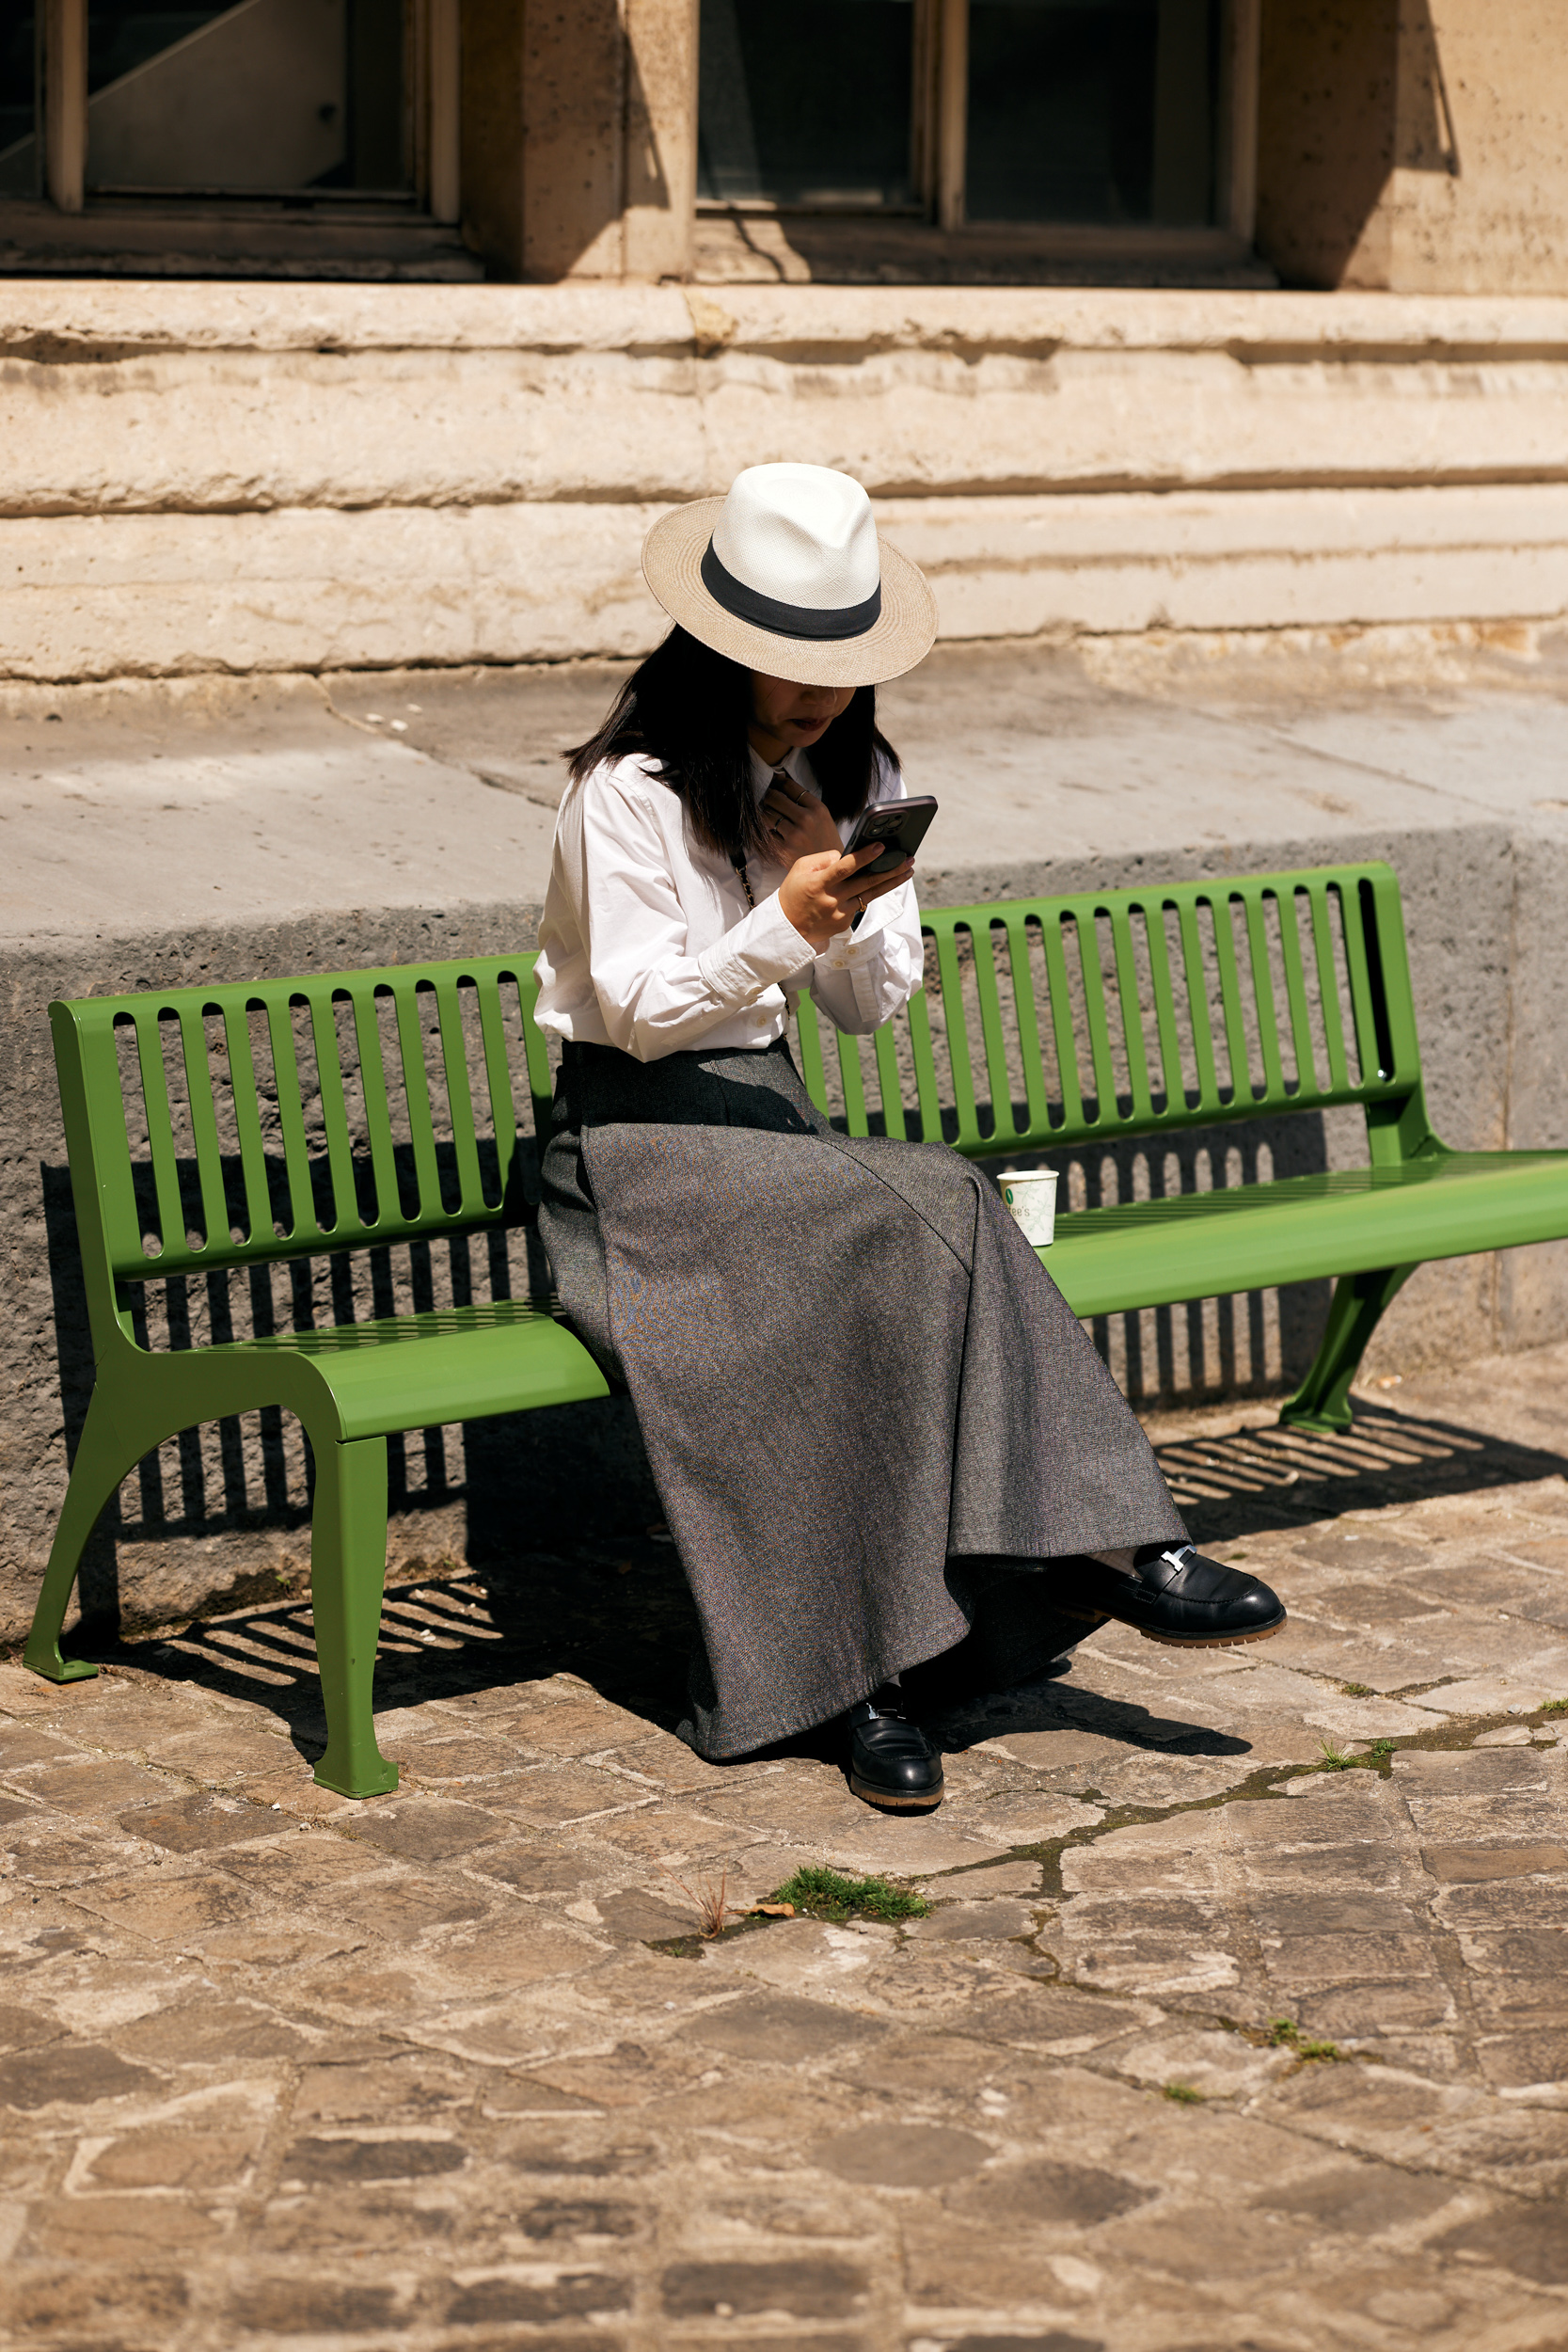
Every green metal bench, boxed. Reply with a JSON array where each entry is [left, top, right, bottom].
[[28, 859, 1568, 1796]]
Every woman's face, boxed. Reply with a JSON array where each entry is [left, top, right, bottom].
[[748, 672, 854, 760]]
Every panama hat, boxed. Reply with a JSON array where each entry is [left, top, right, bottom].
[[641, 462, 938, 687]]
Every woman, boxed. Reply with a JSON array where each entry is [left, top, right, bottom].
[[533, 463, 1284, 1813]]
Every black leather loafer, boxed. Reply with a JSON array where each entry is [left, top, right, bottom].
[[1068, 1545, 1287, 1648], [847, 1699, 945, 1811]]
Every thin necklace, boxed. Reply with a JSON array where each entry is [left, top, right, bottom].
[[732, 764, 790, 912]]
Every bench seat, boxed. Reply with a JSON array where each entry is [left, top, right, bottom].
[[1045, 1150, 1568, 1319], [228, 1297, 607, 1440]]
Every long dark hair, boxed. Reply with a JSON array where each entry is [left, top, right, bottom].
[[565, 627, 898, 861]]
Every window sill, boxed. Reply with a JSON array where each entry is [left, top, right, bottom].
[[694, 208, 1273, 289], [0, 198, 483, 280]]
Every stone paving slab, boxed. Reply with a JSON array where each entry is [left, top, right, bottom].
[[7, 1359, 1568, 2346]]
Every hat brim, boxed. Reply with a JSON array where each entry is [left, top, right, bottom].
[[641, 498, 938, 687]]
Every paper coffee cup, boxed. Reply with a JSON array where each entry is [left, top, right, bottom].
[[999, 1168, 1057, 1246]]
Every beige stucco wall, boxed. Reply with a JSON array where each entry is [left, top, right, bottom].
[[1257, 0, 1568, 294], [1383, 1, 1568, 294], [6, 282, 1568, 680]]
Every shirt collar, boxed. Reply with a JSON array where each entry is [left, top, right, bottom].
[[748, 743, 811, 800]]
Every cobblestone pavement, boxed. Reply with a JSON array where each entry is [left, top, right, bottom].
[[6, 1356, 1568, 2351]]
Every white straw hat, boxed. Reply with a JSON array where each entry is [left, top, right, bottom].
[[641, 462, 938, 687]]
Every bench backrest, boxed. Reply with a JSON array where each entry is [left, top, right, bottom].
[[53, 860, 1426, 1353], [797, 860, 1427, 1161], [51, 957, 553, 1352]]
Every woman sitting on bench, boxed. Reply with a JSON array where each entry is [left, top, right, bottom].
[[533, 462, 1285, 1813]]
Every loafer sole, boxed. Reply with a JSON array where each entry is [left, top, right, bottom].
[[848, 1770, 944, 1812], [1137, 1608, 1288, 1649]]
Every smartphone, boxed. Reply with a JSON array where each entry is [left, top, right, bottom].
[[845, 795, 938, 878]]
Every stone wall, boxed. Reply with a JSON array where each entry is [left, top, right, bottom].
[[1257, 0, 1568, 294], [6, 283, 1568, 682]]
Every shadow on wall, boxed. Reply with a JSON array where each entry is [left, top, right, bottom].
[[1255, 0, 1459, 288]]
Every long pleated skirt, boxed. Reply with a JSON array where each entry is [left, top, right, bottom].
[[537, 1035, 1188, 1758]]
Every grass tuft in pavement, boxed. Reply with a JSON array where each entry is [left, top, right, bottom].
[[1269, 2017, 1343, 2062], [1163, 2080, 1205, 2105], [768, 1866, 930, 1923]]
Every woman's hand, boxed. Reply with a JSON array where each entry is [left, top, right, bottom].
[[779, 842, 914, 951], [759, 773, 844, 862]]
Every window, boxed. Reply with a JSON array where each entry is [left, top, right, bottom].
[[697, 0, 1256, 251], [84, 0, 411, 196], [698, 0, 919, 210], [1, 4, 40, 195], [4, 0, 460, 269], [966, 0, 1218, 226]]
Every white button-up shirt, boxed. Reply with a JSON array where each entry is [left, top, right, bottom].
[[532, 743, 925, 1061]]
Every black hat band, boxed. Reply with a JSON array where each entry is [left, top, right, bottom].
[[701, 540, 882, 642]]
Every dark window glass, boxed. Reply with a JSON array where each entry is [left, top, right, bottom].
[[0, 2, 39, 197], [966, 0, 1216, 226], [85, 0, 409, 193], [699, 0, 915, 207]]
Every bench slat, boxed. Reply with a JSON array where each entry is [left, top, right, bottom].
[[388, 979, 446, 1226], [969, 908, 1016, 1145], [174, 1006, 231, 1253], [1038, 913, 1085, 1135], [1209, 889, 1253, 1106], [347, 983, 403, 1232], [221, 1001, 280, 1251], [131, 1008, 190, 1263], [311, 991, 368, 1240], [1275, 882, 1319, 1096], [929, 920, 981, 1147], [1174, 896, 1223, 1114], [265, 994, 328, 1250], [1242, 890, 1287, 1103], [1107, 906, 1153, 1125], [1002, 912, 1051, 1139], [474, 971, 522, 1211], [1143, 900, 1187, 1117]]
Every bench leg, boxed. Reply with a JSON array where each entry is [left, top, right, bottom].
[[24, 1388, 144, 1684], [309, 1433, 399, 1800], [1279, 1263, 1416, 1435]]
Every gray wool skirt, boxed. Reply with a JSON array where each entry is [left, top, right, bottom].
[[538, 1035, 1188, 1759]]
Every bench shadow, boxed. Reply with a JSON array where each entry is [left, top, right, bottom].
[[1158, 1398, 1568, 1550], [78, 1397, 1568, 1772], [86, 1531, 704, 1767]]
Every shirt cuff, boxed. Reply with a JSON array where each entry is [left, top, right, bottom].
[[697, 890, 817, 1006], [816, 897, 894, 971]]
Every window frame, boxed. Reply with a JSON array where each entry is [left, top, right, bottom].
[[37, 0, 459, 222], [696, 0, 1260, 258]]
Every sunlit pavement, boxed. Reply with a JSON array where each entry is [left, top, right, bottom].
[[5, 1345, 1568, 2349]]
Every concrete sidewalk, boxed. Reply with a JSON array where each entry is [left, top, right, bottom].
[[8, 628, 1568, 945], [4, 1344, 1568, 2352]]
